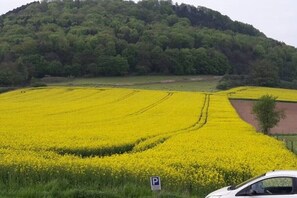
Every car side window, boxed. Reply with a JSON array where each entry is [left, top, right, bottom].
[[236, 177, 294, 196], [261, 177, 293, 194]]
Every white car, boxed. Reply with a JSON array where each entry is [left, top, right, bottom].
[[206, 170, 297, 198]]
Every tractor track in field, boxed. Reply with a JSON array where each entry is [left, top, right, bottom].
[[130, 94, 210, 153], [128, 92, 174, 116], [107, 90, 139, 104], [45, 90, 137, 116], [176, 93, 209, 132], [47, 90, 174, 127], [64, 89, 107, 102], [54, 94, 210, 158], [153, 93, 210, 134], [54, 92, 175, 125]]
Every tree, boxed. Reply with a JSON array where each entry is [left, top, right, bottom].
[[250, 59, 280, 87], [252, 95, 285, 135], [0, 62, 27, 86]]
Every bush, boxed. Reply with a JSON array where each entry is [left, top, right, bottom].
[[0, 62, 28, 86], [216, 75, 248, 90], [0, 70, 27, 86], [30, 82, 47, 87], [279, 80, 297, 89]]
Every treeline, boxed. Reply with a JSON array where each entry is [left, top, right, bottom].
[[0, 0, 297, 87], [173, 4, 264, 37]]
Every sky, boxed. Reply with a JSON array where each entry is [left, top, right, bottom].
[[0, 0, 296, 48]]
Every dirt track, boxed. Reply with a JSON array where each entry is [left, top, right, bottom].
[[230, 100, 297, 134]]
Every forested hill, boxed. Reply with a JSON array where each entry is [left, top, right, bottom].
[[0, 0, 297, 87]]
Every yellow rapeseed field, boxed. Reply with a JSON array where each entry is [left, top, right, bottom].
[[0, 86, 296, 193], [226, 86, 297, 101]]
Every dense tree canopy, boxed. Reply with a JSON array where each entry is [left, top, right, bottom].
[[0, 0, 297, 86]]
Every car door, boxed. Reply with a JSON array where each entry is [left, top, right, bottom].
[[236, 177, 297, 198]]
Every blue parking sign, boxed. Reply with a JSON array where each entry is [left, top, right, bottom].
[[150, 176, 161, 191]]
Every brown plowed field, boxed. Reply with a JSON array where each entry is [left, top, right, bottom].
[[230, 100, 297, 134]]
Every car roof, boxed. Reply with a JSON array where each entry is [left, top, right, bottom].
[[265, 170, 297, 177]]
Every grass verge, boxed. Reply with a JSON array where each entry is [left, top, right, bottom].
[[0, 179, 205, 198], [41, 75, 221, 92]]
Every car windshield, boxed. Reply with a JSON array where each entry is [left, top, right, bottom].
[[228, 174, 265, 190]]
